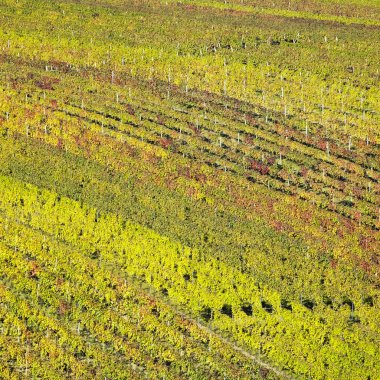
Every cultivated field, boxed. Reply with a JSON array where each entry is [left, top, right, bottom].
[[0, 0, 379, 379]]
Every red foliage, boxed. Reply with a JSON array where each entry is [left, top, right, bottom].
[[182, 166, 192, 179], [125, 104, 135, 115], [74, 134, 82, 147], [56, 137, 64, 149], [123, 143, 138, 158], [272, 220, 286, 232], [245, 114, 257, 125], [330, 259, 338, 269], [157, 114, 166, 125], [195, 172, 207, 184], [353, 187, 363, 199], [300, 210, 312, 223], [359, 234, 376, 250], [35, 76, 60, 90], [319, 217, 332, 232], [250, 160, 270, 175], [300, 167, 309, 177], [316, 138, 328, 151], [159, 137, 172, 149], [25, 108, 36, 118], [353, 210, 361, 223], [10, 78, 22, 90], [244, 135, 254, 145], [340, 216, 356, 234], [50, 99, 58, 110], [359, 260, 371, 273], [58, 300, 70, 316]]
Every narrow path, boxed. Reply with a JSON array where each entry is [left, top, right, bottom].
[[137, 281, 298, 380]]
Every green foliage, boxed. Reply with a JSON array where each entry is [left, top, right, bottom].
[[0, 0, 379, 379]]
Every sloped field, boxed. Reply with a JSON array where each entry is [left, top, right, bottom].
[[0, 0, 379, 379]]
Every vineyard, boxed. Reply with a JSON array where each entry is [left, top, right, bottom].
[[0, 0, 379, 379]]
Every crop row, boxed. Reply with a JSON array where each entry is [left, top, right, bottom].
[[0, 200, 273, 379], [1, 174, 379, 379], [1, 61, 379, 231]]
